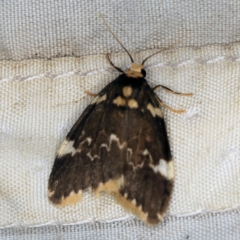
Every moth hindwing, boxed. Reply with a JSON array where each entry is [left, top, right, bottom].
[[48, 59, 174, 225]]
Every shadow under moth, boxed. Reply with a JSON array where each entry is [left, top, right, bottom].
[[48, 17, 192, 225]]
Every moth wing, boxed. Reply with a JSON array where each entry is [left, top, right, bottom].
[[48, 80, 121, 206], [48, 75, 174, 225], [106, 84, 174, 225]]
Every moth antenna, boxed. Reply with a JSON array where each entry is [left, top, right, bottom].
[[100, 14, 134, 63], [142, 47, 170, 66], [142, 43, 177, 65]]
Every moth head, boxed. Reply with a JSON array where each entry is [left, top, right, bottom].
[[101, 14, 165, 79], [125, 63, 146, 78]]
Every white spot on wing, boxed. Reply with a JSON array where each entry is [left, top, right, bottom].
[[86, 152, 99, 161], [142, 149, 153, 163], [59, 190, 83, 206], [142, 149, 149, 155], [48, 190, 54, 197], [57, 140, 76, 157], [147, 103, 163, 118], [126, 148, 133, 161], [128, 99, 138, 108], [57, 137, 92, 158], [154, 108, 163, 117], [117, 174, 125, 187], [128, 148, 154, 169], [131, 199, 137, 205], [109, 134, 126, 149], [87, 134, 127, 160], [157, 213, 163, 221], [123, 86, 133, 97], [152, 159, 174, 180], [113, 96, 126, 106], [91, 94, 107, 105], [85, 137, 92, 145]]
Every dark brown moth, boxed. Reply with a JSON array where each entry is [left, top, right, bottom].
[[48, 17, 192, 225]]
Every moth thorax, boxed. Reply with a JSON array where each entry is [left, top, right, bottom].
[[125, 63, 146, 78], [130, 63, 143, 73]]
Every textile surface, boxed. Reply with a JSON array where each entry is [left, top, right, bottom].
[[0, 0, 240, 239]]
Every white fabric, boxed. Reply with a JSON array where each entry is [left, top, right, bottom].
[[0, 0, 240, 239], [1, 212, 240, 240], [1, 1, 240, 61]]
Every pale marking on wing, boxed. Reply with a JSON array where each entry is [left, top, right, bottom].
[[86, 152, 99, 161], [48, 190, 54, 198], [59, 190, 83, 207], [122, 86, 133, 97], [142, 149, 154, 164], [138, 205, 142, 211], [151, 159, 174, 180], [115, 193, 149, 224], [128, 148, 153, 168], [117, 174, 125, 187], [131, 199, 137, 205], [101, 134, 127, 151], [94, 179, 118, 195], [94, 177, 151, 223], [57, 137, 92, 157], [129, 161, 144, 169], [94, 176, 124, 195], [128, 149, 154, 168], [109, 134, 126, 149], [91, 94, 107, 105], [87, 134, 127, 161], [126, 148, 133, 162], [127, 148, 133, 155], [85, 137, 92, 145], [113, 96, 126, 106], [49, 190, 83, 207], [147, 103, 163, 118], [57, 140, 76, 157], [157, 213, 163, 221], [128, 99, 138, 108]]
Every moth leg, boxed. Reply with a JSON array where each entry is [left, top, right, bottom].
[[106, 53, 124, 73], [153, 85, 193, 96], [156, 96, 186, 114], [85, 91, 98, 97]]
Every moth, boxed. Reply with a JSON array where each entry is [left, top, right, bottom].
[[48, 18, 192, 225]]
